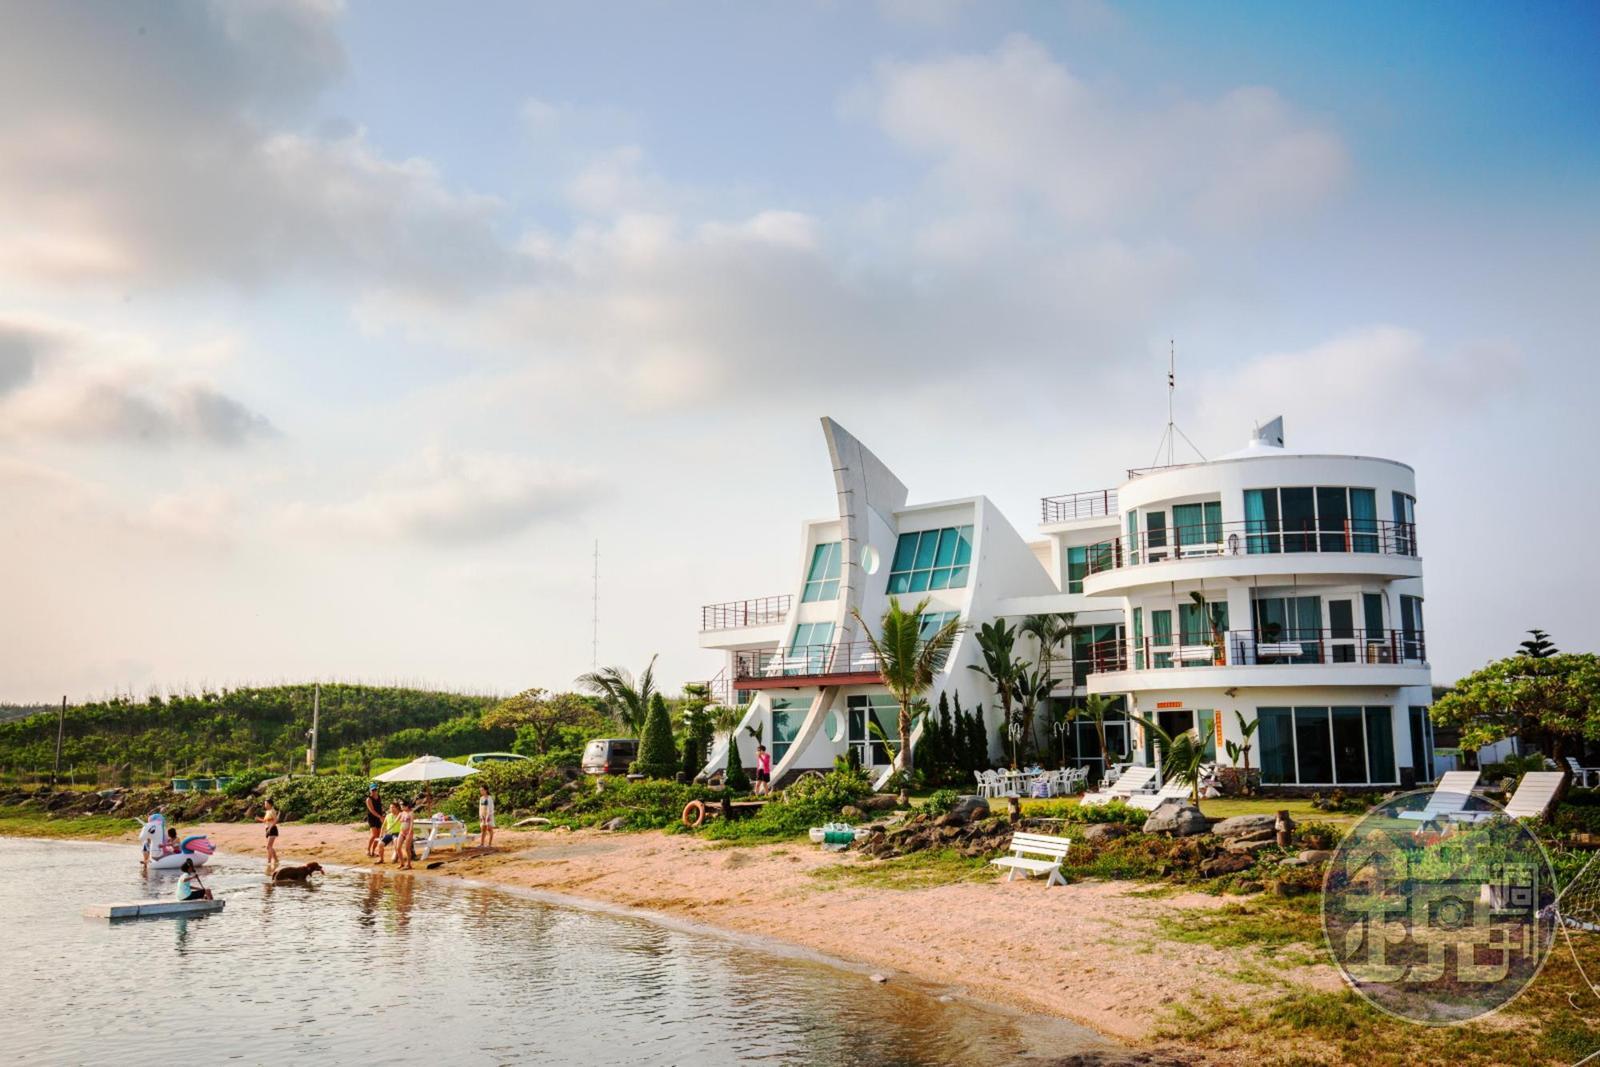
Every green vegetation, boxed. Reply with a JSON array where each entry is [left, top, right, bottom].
[[1432, 630, 1600, 759], [0, 807, 136, 839], [855, 595, 964, 800], [811, 848, 994, 890], [633, 693, 678, 778], [0, 683, 504, 782], [703, 766, 872, 842]]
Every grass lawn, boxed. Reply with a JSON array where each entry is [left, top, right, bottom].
[[1016, 794, 1361, 827], [0, 805, 136, 839]]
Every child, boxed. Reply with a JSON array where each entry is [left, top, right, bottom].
[[478, 784, 495, 848], [176, 858, 212, 901], [377, 801, 402, 865], [395, 801, 415, 871], [163, 828, 180, 856]]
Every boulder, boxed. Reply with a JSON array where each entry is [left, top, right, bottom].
[[1080, 823, 1132, 845], [840, 805, 864, 820], [1213, 814, 1277, 839], [1199, 852, 1255, 877], [1224, 835, 1279, 855], [950, 795, 991, 820], [600, 816, 626, 831], [1297, 849, 1335, 865], [861, 795, 901, 812], [1141, 801, 1209, 837]]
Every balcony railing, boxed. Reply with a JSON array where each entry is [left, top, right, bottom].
[[1083, 628, 1427, 675], [733, 642, 883, 686], [701, 594, 793, 632], [1040, 488, 1118, 524], [1085, 519, 1418, 575]]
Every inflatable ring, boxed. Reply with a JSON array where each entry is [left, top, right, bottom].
[[681, 800, 707, 828]]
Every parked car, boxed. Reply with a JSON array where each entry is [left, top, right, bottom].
[[464, 752, 530, 768], [582, 738, 638, 776]]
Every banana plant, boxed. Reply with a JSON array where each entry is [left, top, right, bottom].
[[1134, 715, 1210, 811]]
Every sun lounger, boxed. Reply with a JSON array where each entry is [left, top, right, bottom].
[[1449, 771, 1565, 823], [1397, 770, 1481, 822], [1127, 777, 1196, 811], [1567, 757, 1600, 789], [990, 831, 1071, 887], [1079, 765, 1157, 807]]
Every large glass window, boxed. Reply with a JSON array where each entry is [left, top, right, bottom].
[[1066, 545, 1088, 594], [1244, 489, 1280, 554], [1131, 608, 1144, 671], [1363, 593, 1385, 641], [1393, 492, 1418, 555], [1280, 487, 1316, 552], [1251, 595, 1323, 663], [917, 611, 959, 640], [1317, 487, 1349, 552], [1294, 707, 1333, 783], [1332, 706, 1367, 783], [1350, 489, 1378, 553], [770, 697, 806, 765], [1172, 501, 1223, 552], [1399, 595, 1424, 660], [1258, 708, 1296, 784], [886, 526, 974, 594], [1150, 609, 1173, 668], [1409, 706, 1434, 783], [1072, 623, 1124, 685], [1179, 598, 1229, 648], [1365, 707, 1396, 783], [1145, 512, 1167, 555], [788, 621, 834, 673], [801, 542, 841, 602], [847, 693, 901, 767], [1126, 510, 1139, 565], [1246, 486, 1382, 554]]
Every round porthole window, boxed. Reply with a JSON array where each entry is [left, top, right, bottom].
[[823, 709, 845, 743], [860, 545, 880, 575]]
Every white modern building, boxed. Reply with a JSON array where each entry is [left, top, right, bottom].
[[698, 416, 1433, 791]]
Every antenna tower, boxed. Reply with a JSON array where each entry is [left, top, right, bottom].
[[590, 540, 599, 669], [1150, 339, 1206, 468]]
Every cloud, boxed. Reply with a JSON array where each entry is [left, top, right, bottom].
[[282, 448, 601, 545], [854, 35, 1347, 234], [0, 317, 276, 447], [0, 1, 506, 291]]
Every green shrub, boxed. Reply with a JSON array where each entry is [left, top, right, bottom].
[[924, 788, 962, 815], [781, 767, 871, 809], [703, 797, 837, 842], [1295, 820, 1346, 850], [223, 770, 276, 798], [441, 761, 562, 820], [1022, 798, 1147, 826], [265, 775, 431, 823], [633, 693, 679, 778], [724, 735, 750, 792], [547, 778, 719, 831]]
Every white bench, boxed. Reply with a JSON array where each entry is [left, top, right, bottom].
[[1177, 644, 1217, 663], [1256, 642, 1306, 659], [991, 831, 1071, 887], [414, 816, 470, 859]]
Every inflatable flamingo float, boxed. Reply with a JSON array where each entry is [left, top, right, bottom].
[[138, 812, 215, 870]]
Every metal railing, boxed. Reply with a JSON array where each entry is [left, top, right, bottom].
[[1082, 628, 1427, 674], [1040, 488, 1118, 524], [1085, 519, 1418, 575], [700, 594, 793, 631], [733, 642, 883, 683]]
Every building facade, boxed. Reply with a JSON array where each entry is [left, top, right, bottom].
[[698, 416, 1433, 790]]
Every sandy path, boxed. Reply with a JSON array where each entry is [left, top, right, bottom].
[[181, 820, 1335, 1049]]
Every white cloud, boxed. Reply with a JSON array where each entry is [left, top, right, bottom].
[[855, 35, 1347, 234], [281, 447, 601, 545], [0, 317, 276, 448]]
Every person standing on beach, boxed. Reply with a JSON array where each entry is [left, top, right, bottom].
[[364, 784, 383, 857], [259, 798, 280, 870], [478, 784, 495, 848], [377, 801, 402, 865], [395, 801, 415, 871], [754, 744, 772, 795]]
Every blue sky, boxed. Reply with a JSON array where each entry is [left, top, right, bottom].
[[0, 0, 1595, 700]]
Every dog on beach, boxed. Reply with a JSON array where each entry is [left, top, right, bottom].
[[271, 862, 324, 884]]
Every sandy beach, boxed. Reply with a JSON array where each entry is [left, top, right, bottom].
[[158, 820, 1337, 1052]]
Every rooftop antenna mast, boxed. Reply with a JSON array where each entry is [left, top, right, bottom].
[[590, 539, 599, 670], [1150, 339, 1206, 468]]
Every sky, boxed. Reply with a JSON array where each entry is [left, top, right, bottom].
[[1, 0, 1597, 702]]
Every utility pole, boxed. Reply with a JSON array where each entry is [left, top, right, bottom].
[[591, 540, 600, 669], [307, 683, 320, 774], [50, 695, 65, 789]]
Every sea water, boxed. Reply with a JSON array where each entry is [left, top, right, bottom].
[[0, 838, 1120, 1065]]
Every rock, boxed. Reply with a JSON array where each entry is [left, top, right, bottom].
[[950, 795, 990, 820], [840, 805, 864, 820], [935, 812, 967, 828], [1141, 801, 1209, 837], [870, 973, 889, 984], [1297, 849, 1335, 864], [513, 816, 552, 827], [1080, 823, 1131, 845], [861, 795, 901, 812], [1224, 836, 1278, 855], [1212, 814, 1277, 838], [1199, 852, 1255, 877], [601, 816, 626, 831]]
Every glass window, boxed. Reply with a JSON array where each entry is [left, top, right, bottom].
[[788, 622, 834, 673], [1400, 595, 1425, 659], [770, 697, 806, 764], [1131, 607, 1144, 670], [917, 611, 959, 640], [1066, 545, 1087, 594], [1179, 598, 1228, 648], [847, 693, 901, 766], [1332, 706, 1367, 783], [1146, 511, 1167, 551], [1173, 502, 1221, 551], [1150, 609, 1172, 668], [1244, 489, 1279, 554], [1258, 708, 1296, 784], [1392, 492, 1417, 555], [801, 542, 841, 602], [1363, 593, 1385, 641], [1280, 488, 1316, 552], [1196, 709, 1217, 761], [1409, 706, 1434, 783], [1126, 510, 1139, 565], [1294, 707, 1333, 783], [1350, 489, 1378, 553], [887, 526, 975, 594], [1317, 487, 1349, 552], [1365, 707, 1396, 783]]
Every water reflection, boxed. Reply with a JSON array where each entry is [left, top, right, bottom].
[[1, 838, 1120, 1065]]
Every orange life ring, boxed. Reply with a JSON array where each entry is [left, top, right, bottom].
[[682, 800, 707, 828]]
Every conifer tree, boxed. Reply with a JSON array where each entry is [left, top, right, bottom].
[[634, 692, 678, 778]]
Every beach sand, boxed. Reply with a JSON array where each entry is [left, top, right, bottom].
[[179, 820, 1338, 1052]]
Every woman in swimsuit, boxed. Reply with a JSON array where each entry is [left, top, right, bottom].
[[259, 799, 280, 869], [364, 785, 384, 857], [395, 801, 416, 871]]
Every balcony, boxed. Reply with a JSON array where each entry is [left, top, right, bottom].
[[1081, 628, 1428, 692], [1040, 488, 1118, 525], [701, 595, 793, 632], [1086, 519, 1417, 576], [733, 642, 883, 690]]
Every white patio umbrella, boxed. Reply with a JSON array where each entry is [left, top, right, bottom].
[[375, 754, 478, 782]]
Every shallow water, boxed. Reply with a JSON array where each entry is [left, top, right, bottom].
[[0, 838, 1118, 1065]]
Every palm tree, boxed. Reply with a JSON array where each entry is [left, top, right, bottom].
[[1135, 715, 1210, 811], [1020, 612, 1075, 687], [969, 619, 1027, 768], [852, 596, 964, 803], [1009, 665, 1054, 768], [576, 655, 658, 735], [1229, 710, 1259, 795], [1080, 693, 1120, 779]]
